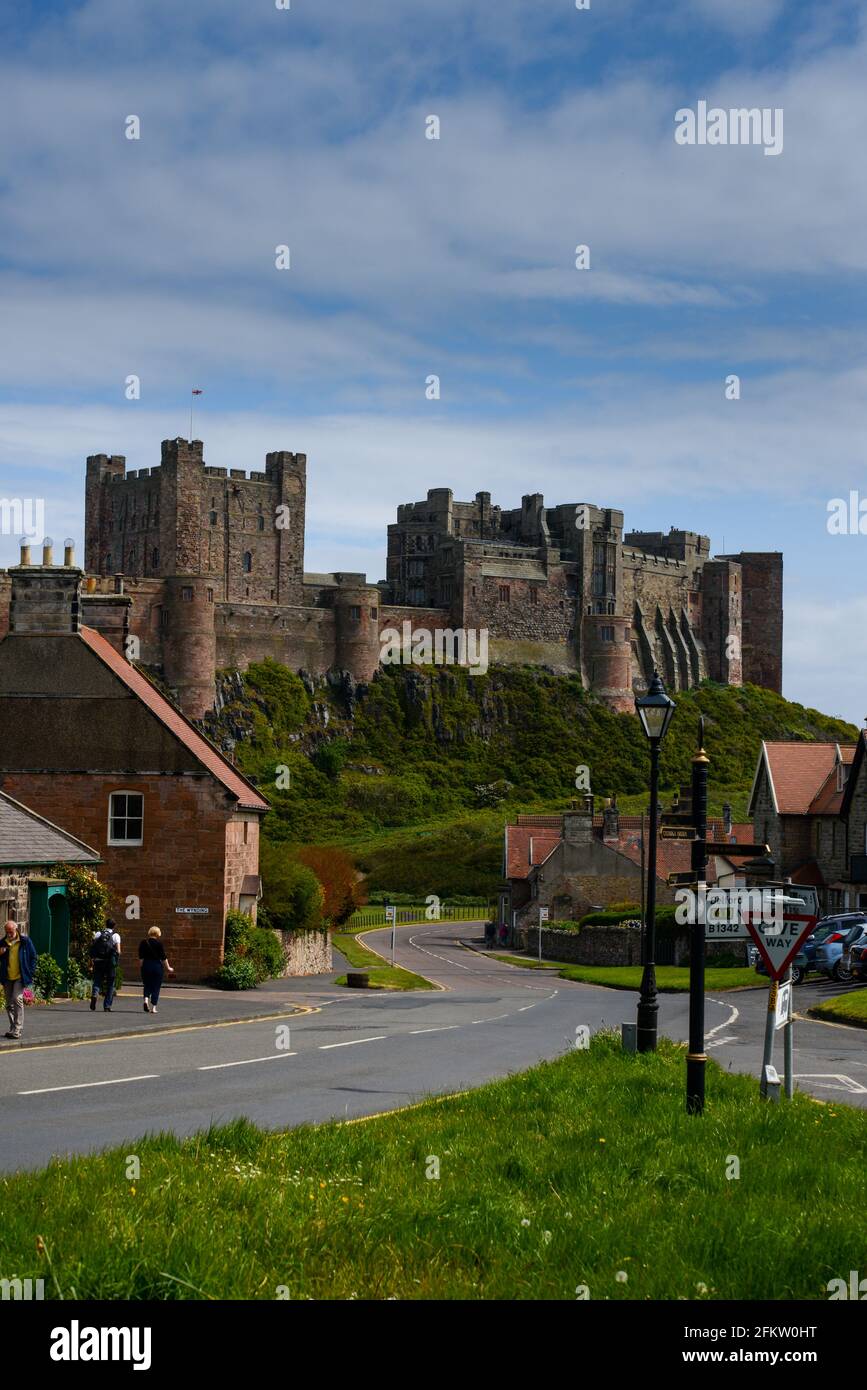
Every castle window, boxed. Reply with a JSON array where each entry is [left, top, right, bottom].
[[408, 587, 425, 605], [601, 625, 615, 642], [258, 515, 265, 531], [104, 554, 112, 572], [127, 549, 137, 569], [242, 552, 252, 573], [160, 608, 169, 629], [529, 586, 539, 605], [210, 511, 217, 526], [441, 580, 453, 602], [499, 585, 510, 603], [207, 588, 214, 603], [408, 560, 425, 578], [349, 605, 361, 621], [151, 548, 159, 569], [270, 589, 275, 600], [182, 586, 193, 601], [108, 792, 144, 847], [370, 607, 377, 619], [607, 601, 615, 615]]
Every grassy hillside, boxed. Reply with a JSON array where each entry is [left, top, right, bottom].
[[206, 662, 857, 897]]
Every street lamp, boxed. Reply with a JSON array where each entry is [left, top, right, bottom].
[[635, 672, 676, 1052]]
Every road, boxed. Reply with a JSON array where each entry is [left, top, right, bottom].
[[0, 921, 864, 1172]]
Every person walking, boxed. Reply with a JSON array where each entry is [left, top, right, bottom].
[[139, 927, 174, 1014], [89, 919, 121, 1012], [0, 920, 38, 1040]]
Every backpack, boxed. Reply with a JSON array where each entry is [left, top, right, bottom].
[[91, 929, 116, 964]]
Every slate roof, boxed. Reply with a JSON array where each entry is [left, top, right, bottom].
[[0, 790, 101, 867], [78, 627, 270, 813]]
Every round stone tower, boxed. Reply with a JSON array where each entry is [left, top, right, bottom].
[[333, 577, 381, 682], [582, 612, 634, 713], [162, 576, 217, 718]]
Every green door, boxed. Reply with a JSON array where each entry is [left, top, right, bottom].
[[27, 883, 69, 969]]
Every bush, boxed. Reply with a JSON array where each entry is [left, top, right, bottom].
[[295, 845, 366, 927], [222, 909, 284, 983], [246, 926, 285, 982], [214, 960, 258, 991], [62, 957, 88, 999], [33, 953, 62, 1002], [313, 740, 348, 781]]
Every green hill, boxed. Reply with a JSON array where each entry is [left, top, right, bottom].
[[206, 662, 857, 898]]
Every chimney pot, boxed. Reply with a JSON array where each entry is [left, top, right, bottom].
[[19, 539, 31, 566], [64, 537, 75, 567], [42, 536, 54, 566]]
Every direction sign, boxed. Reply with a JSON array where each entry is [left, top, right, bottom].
[[775, 981, 792, 1030], [668, 870, 700, 887], [384, 905, 396, 923], [746, 911, 817, 981], [660, 826, 696, 841], [539, 908, 549, 921]]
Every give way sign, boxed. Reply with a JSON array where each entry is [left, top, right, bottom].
[[745, 911, 818, 981]]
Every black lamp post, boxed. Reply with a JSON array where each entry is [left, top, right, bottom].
[[635, 671, 676, 1053]]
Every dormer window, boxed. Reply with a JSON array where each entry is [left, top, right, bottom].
[[837, 762, 850, 792]]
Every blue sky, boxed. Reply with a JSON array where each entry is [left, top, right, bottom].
[[1, 0, 865, 722]]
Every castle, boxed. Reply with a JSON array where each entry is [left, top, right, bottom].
[[0, 438, 783, 718]]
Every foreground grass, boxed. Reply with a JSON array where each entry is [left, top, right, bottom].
[[331, 926, 435, 991], [493, 957, 759, 992], [1, 1034, 863, 1300], [808, 988, 867, 1029]]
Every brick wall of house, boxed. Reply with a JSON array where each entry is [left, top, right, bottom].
[[224, 814, 260, 918], [0, 771, 235, 981]]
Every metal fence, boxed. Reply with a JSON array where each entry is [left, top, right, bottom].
[[346, 904, 491, 929]]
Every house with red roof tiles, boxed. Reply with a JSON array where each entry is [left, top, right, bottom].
[[0, 552, 270, 980], [500, 797, 754, 933], [747, 739, 865, 915]]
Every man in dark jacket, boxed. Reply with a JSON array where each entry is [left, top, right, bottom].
[[0, 920, 38, 1040], [89, 919, 120, 1012]]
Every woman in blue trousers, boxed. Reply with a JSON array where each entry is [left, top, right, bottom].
[[138, 926, 174, 1014]]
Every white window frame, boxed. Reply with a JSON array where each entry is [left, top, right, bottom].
[[107, 791, 145, 847]]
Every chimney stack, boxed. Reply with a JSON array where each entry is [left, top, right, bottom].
[[722, 802, 733, 838], [9, 542, 82, 635], [603, 796, 620, 842]]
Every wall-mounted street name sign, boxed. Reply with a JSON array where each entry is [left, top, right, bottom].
[[660, 826, 696, 840], [704, 842, 770, 856], [175, 907, 209, 915]]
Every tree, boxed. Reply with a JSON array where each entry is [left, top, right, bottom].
[[295, 845, 366, 928], [259, 841, 324, 932], [52, 863, 111, 969]]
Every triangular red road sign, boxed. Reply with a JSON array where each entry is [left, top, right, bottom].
[[745, 911, 818, 981]]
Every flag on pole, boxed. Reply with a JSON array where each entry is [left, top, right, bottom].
[[190, 389, 203, 440]]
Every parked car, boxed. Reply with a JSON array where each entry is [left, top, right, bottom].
[[812, 914, 867, 983], [851, 942, 867, 980], [753, 946, 809, 985]]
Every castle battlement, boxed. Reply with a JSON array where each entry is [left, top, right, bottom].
[[37, 438, 785, 719]]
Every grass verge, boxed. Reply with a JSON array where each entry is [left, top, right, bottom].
[[331, 926, 435, 992], [807, 988, 867, 1029], [2, 1033, 864, 1299], [491, 956, 760, 992]]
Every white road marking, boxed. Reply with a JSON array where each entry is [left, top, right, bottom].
[[795, 1073, 867, 1094], [19, 1074, 159, 1096], [706, 1000, 739, 1038], [467, 1013, 511, 1024], [706, 1036, 737, 1050], [319, 1036, 386, 1050], [199, 1053, 297, 1071], [409, 1025, 460, 1035]]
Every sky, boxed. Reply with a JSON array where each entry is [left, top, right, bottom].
[[0, 0, 865, 723]]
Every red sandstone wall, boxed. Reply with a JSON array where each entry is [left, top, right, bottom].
[[0, 770, 242, 981]]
